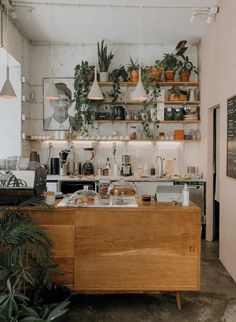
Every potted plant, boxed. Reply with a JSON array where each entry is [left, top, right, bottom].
[[0, 196, 70, 321], [160, 53, 179, 82], [97, 39, 114, 82], [147, 60, 163, 82], [178, 55, 198, 82], [168, 86, 187, 101], [127, 56, 139, 82]]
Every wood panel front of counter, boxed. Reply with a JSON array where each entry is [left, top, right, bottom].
[[29, 201, 201, 293]]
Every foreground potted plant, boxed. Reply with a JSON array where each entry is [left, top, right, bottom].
[[97, 39, 114, 82], [127, 56, 139, 82], [0, 196, 70, 321], [178, 55, 198, 82], [160, 53, 179, 82]]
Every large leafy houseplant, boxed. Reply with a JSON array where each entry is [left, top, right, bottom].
[[0, 197, 69, 321], [74, 61, 96, 135]]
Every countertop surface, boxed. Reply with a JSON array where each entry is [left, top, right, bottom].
[[47, 175, 205, 183]]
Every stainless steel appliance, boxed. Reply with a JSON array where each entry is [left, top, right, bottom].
[[0, 166, 47, 204], [59, 150, 69, 176], [120, 155, 132, 176], [82, 148, 95, 175], [174, 181, 205, 218]]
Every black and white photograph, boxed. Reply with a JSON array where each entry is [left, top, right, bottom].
[[43, 78, 76, 131]]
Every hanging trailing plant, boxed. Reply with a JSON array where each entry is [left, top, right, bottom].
[[110, 66, 128, 105], [140, 80, 161, 138], [74, 61, 95, 135]]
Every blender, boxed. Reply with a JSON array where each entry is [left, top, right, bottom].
[[59, 149, 69, 176], [82, 148, 95, 175]]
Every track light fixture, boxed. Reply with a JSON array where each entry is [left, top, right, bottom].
[[206, 6, 219, 24], [189, 6, 219, 24]]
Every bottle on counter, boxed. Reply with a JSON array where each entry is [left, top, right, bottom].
[[182, 183, 189, 207], [150, 165, 156, 176]]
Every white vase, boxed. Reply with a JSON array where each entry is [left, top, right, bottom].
[[99, 72, 109, 82]]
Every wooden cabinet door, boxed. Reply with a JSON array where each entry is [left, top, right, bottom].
[[74, 209, 201, 292]]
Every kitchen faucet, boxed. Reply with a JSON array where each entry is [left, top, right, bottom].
[[156, 155, 166, 178]]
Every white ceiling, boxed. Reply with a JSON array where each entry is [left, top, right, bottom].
[[11, 0, 219, 45]]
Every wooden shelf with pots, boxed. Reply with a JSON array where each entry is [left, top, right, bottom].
[[102, 100, 200, 105], [96, 81, 200, 87]]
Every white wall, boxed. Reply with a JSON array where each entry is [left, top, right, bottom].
[[199, 0, 236, 281], [29, 43, 201, 173], [0, 13, 31, 157]]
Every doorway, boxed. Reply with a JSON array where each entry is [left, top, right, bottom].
[[213, 106, 220, 240]]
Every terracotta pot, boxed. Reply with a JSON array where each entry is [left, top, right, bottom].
[[164, 70, 176, 82], [168, 93, 186, 101], [179, 71, 191, 82], [130, 70, 139, 82], [147, 67, 163, 81], [88, 70, 94, 82]]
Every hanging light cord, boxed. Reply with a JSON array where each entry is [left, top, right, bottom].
[[138, 3, 141, 69], [50, 0, 54, 81], [6, 0, 9, 67]]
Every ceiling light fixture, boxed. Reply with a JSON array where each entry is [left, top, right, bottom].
[[132, 3, 147, 102], [0, 0, 16, 98], [188, 6, 219, 24], [44, 0, 59, 100], [87, 67, 104, 100], [206, 6, 219, 24], [189, 11, 196, 23]]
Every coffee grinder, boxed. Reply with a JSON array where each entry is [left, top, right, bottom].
[[120, 155, 132, 176], [82, 148, 95, 175], [59, 150, 69, 176]]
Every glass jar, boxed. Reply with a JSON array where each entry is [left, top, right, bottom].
[[68, 186, 99, 206], [130, 126, 137, 140]]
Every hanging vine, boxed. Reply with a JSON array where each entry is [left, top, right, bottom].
[[74, 61, 95, 135]]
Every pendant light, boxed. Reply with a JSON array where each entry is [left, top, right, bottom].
[[132, 4, 147, 102], [0, 0, 16, 98], [88, 66, 104, 100], [44, 0, 59, 100]]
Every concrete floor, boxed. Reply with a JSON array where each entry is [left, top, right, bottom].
[[64, 241, 236, 322]]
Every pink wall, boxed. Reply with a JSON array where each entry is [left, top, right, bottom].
[[199, 0, 236, 281]]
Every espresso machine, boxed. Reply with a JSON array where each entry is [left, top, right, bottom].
[[120, 155, 132, 176], [82, 148, 95, 175]]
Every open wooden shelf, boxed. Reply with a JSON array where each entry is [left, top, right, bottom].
[[96, 81, 200, 87], [95, 120, 200, 124], [27, 138, 201, 143], [102, 100, 200, 105]]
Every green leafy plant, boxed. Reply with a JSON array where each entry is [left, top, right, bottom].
[[168, 85, 187, 97], [97, 39, 114, 72], [0, 196, 70, 321], [178, 55, 198, 74], [110, 66, 128, 106], [127, 56, 139, 72], [74, 61, 96, 135], [160, 53, 179, 71]]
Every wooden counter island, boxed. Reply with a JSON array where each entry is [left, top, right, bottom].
[[27, 200, 201, 309]]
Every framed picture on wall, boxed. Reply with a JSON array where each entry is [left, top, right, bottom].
[[227, 94, 236, 178], [43, 78, 76, 131]]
